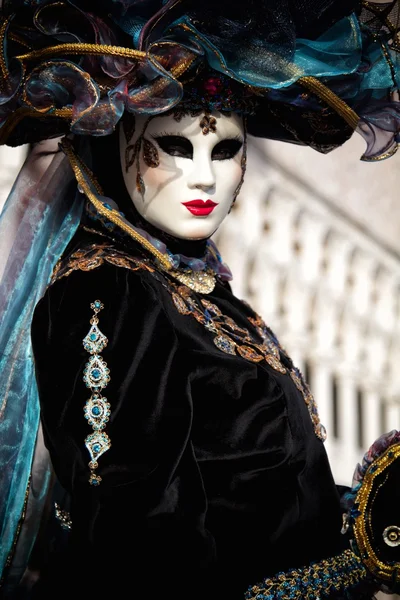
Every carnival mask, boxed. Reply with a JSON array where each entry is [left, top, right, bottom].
[[119, 110, 245, 240]]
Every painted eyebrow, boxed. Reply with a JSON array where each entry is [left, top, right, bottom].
[[214, 134, 244, 143], [151, 132, 244, 142], [151, 131, 186, 138]]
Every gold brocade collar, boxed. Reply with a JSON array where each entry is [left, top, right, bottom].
[[157, 259, 217, 294], [52, 226, 218, 294]]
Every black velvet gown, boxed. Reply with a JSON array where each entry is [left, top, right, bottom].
[[30, 214, 361, 599]]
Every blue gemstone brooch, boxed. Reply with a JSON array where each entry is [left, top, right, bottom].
[[82, 300, 111, 485]]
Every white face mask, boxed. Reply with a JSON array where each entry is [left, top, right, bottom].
[[120, 110, 245, 240]]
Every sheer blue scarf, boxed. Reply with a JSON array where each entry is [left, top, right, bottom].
[[0, 142, 83, 592]]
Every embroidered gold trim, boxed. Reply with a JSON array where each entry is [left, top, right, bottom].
[[174, 290, 326, 441], [55, 502, 72, 531], [245, 549, 367, 600], [361, 144, 398, 162], [169, 283, 288, 376], [51, 243, 153, 283], [0, 16, 11, 80], [353, 444, 400, 581], [51, 240, 325, 442]]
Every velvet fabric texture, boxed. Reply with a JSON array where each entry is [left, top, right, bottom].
[[28, 223, 363, 599]]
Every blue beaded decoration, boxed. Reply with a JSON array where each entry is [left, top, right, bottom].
[[82, 300, 111, 486]]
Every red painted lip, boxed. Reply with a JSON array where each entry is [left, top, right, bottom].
[[182, 199, 218, 216]]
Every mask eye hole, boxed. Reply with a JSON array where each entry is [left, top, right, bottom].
[[212, 138, 243, 161], [152, 135, 193, 159], [383, 526, 400, 546]]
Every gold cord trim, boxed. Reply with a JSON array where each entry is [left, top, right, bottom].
[[60, 138, 172, 270], [361, 143, 398, 162], [353, 444, 400, 580], [298, 76, 360, 130], [0, 40, 196, 143], [379, 40, 398, 89], [16, 42, 148, 62], [8, 33, 32, 50], [78, 160, 104, 196], [2, 31, 359, 146], [0, 17, 11, 80], [16, 42, 196, 81]]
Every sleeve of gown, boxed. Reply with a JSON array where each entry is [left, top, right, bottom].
[[31, 263, 215, 593]]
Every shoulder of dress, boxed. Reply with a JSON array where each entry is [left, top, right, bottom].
[[50, 241, 155, 285]]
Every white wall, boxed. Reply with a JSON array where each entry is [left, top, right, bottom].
[[0, 146, 28, 212]]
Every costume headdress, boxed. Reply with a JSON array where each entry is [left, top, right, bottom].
[[0, 0, 399, 160], [0, 0, 400, 593]]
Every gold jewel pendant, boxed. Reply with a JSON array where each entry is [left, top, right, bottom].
[[167, 266, 216, 294]]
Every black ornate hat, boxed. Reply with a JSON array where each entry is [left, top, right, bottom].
[[0, 0, 399, 160]]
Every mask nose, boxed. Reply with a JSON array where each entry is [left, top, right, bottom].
[[187, 152, 216, 192]]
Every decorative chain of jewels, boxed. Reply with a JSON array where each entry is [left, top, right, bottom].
[[82, 299, 111, 486], [245, 548, 368, 600]]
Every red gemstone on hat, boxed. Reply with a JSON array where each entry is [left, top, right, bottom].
[[204, 77, 223, 95]]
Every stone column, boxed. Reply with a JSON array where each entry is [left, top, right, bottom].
[[362, 385, 383, 449], [385, 402, 400, 432], [334, 370, 362, 483]]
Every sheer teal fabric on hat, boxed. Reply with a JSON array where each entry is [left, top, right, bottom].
[[0, 145, 83, 586], [166, 15, 363, 88]]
